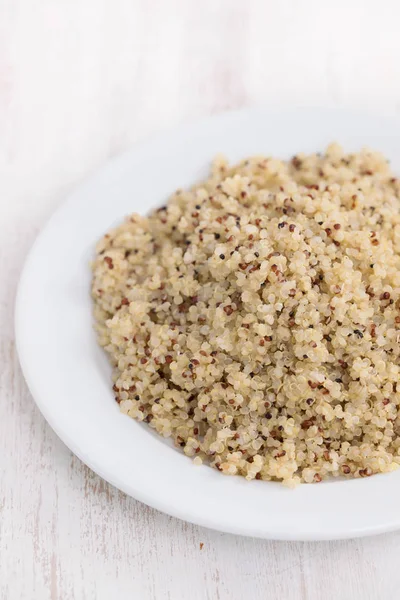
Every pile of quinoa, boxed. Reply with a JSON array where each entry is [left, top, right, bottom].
[[92, 144, 400, 485]]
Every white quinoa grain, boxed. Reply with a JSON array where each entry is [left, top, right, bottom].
[[92, 144, 400, 485]]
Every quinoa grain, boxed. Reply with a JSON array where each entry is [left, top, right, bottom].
[[92, 144, 400, 485]]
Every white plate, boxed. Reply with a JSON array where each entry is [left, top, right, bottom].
[[16, 107, 400, 541]]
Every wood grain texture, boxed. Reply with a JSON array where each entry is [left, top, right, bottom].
[[2, 0, 400, 598]]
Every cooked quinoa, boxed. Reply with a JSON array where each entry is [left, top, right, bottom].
[[92, 144, 400, 485]]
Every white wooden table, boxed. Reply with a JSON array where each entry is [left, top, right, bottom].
[[2, 1, 400, 598]]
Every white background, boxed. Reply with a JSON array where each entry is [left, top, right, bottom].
[[2, 1, 400, 598]]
